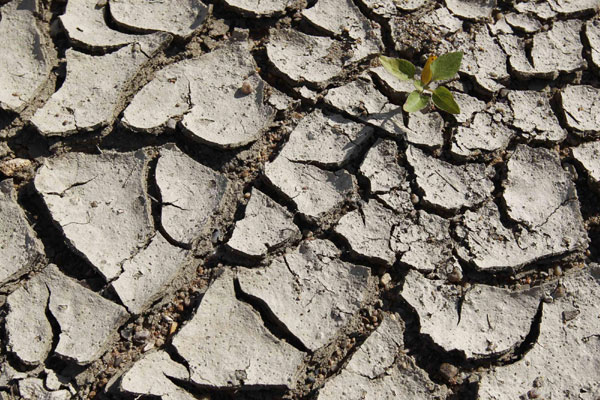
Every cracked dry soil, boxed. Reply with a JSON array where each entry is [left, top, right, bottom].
[[1, 0, 600, 399]]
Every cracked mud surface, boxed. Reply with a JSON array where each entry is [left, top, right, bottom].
[[1, 0, 600, 399]]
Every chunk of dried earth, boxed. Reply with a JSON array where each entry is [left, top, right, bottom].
[[123, 42, 275, 148], [0, 0, 53, 113], [402, 270, 541, 358], [264, 155, 356, 220], [479, 265, 600, 398], [508, 90, 566, 143], [406, 145, 494, 213], [171, 268, 305, 388], [559, 85, 600, 135], [108, 0, 209, 38], [223, 0, 291, 16], [34, 150, 154, 281], [31, 35, 170, 136], [237, 239, 371, 350], [156, 145, 229, 245], [572, 141, 600, 190], [0, 180, 44, 286], [317, 316, 448, 399], [445, 0, 497, 20], [226, 189, 299, 259]]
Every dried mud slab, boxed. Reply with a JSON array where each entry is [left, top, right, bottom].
[[0, 180, 45, 286], [587, 20, 600, 71], [405, 111, 445, 149], [451, 112, 514, 158], [548, 0, 599, 15], [324, 76, 405, 137], [302, 0, 383, 61], [278, 109, 373, 167], [171, 269, 305, 388], [5, 265, 129, 366], [111, 232, 189, 315], [155, 145, 229, 245], [108, 0, 209, 38], [60, 0, 149, 50], [237, 239, 371, 351], [497, 34, 556, 80], [123, 42, 275, 148], [420, 6, 463, 33], [266, 29, 346, 87], [223, 0, 291, 17], [317, 316, 448, 399], [559, 85, 600, 135], [572, 141, 600, 190], [226, 189, 300, 259], [18, 377, 71, 400], [34, 151, 154, 281], [479, 265, 600, 399], [531, 20, 584, 75], [359, 139, 414, 213], [0, 0, 53, 113], [119, 351, 193, 400], [361, 0, 425, 17], [445, 0, 497, 20], [264, 155, 356, 220], [406, 146, 494, 213], [31, 34, 170, 136], [335, 198, 403, 265], [508, 90, 566, 143], [403, 270, 541, 358]]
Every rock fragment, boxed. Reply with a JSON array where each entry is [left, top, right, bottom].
[[226, 189, 299, 259], [60, 0, 149, 50], [108, 0, 209, 38], [402, 270, 541, 358], [31, 35, 170, 136], [531, 20, 584, 75], [406, 145, 494, 213], [302, 0, 383, 61], [508, 90, 566, 143], [0, 180, 45, 286], [6, 265, 129, 366], [34, 151, 154, 281], [0, 0, 53, 113], [559, 85, 600, 134], [111, 232, 189, 314], [264, 155, 355, 220], [156, 145, 229, 246], [335, 199, 402, 265], [266, 29, 345, 87], [572, 141, 600, 189], [479, 265, 600, 398], [238, 240, 371, 351], [324, 76, 404, 137], [123, 42, 275, 148], [445, 0, 497, 19], [172, 269, 304, 388], [278, 110, 372, 167], [223, 0, 290, 16], [317, 316, 448, 399], [120, 351, 194, 400]]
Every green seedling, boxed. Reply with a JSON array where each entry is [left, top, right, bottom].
[[379, 51, 463, 114]]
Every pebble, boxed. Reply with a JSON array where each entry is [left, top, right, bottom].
[[439, 363, 459, 382], [133, 329, 150, 344]]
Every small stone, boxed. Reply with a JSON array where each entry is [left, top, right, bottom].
[[439, 363, 459, 382], [380, 273, 392, 286]]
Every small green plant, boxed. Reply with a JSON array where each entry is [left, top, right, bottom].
[[379, 51, 463, 114]]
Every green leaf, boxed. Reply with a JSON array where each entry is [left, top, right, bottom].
[[403, 90, 430, 113], [413, 79, 425, 92], [430, 51, 463, 82], [380, 56, 416, 81], [432, 86, 460, 114]]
